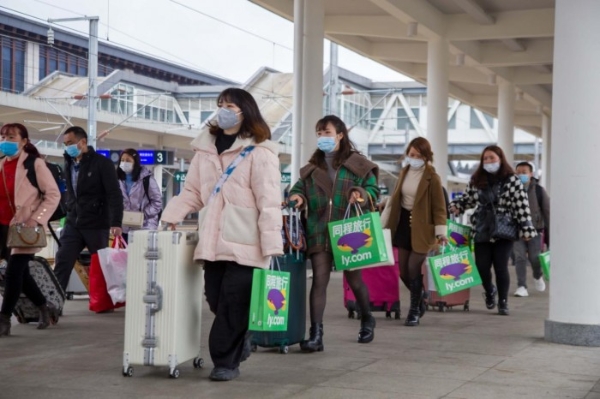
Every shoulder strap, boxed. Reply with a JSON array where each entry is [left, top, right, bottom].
[[535, 183, 543, 208], [209, 146, 255, 201], [143, 175, 151, 201], [24, 155, 43, 196]]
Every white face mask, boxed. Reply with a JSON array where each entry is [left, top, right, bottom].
[[120, 161, 133, 174], [406, 157, 425, 169], [483, 162, 500, 174]]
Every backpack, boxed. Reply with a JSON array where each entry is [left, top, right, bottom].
[[24, 155, 68, 243], [142, 175, 162, 221]]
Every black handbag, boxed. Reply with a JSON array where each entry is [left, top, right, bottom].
[[493, 213, 518, 241], [489, 182, 518, 241]]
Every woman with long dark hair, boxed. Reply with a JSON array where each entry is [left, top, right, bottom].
[[116, 148, 162, 242], [289, 115, 379, 351], [380, 137, 448, 326], [161, 88, 283, 381], [449, 145, 536, 315], [0, 123, 61, 336]]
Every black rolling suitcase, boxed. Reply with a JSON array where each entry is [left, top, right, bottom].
[[0, 256, 65, 323], [250, 205, 307, 354], [250, 253, 306, 354]]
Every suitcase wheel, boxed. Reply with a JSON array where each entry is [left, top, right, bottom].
[[193, 357, 204, 369], [385, 311, 392, 319], [251, 343, 258, 352], [15, 315, 26, 324], [122, 367, 133, 377], [279, 345, 289, 354], [66, 293, 74, 300], [347, 310, 355, 319], [463, 300, 470, 312], [394, 310, 401, 320], [169, 368, 180, 379], [437, 303, 446, 312]]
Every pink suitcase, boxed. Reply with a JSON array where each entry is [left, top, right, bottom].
[[422, 257, 470, 312], [343, 248, 401, 320]]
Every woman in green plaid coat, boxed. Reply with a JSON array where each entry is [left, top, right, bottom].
[[289, 115, 379, 351]]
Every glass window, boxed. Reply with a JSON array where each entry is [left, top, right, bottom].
[[470, 109, 494, 129], [370, 108, 383, 130], [58, 54, 67, 72], [39, 54, 47, 81], [200, 110, 213, 122], [448, 112, 456, 130], [15, 47, 25, 93], [397, 108, 420, 130], [2, 45, 12, 92], [69, 62, 77, 75]]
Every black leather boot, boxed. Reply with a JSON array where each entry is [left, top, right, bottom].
[[0, 313, 10, 336], [419, 277, 427, 318], [300, 323, 324, 352], [37, 303, 59, 330], [498, 299, 509, 316], [405, 277, 423, 326], [357, 313, 376, 343]]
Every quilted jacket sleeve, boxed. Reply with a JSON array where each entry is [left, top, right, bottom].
[[161, 153, 204, 224], [250, 149, 283, 257]]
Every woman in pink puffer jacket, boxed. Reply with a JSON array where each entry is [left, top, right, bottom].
[[161, 88, 283, 382]]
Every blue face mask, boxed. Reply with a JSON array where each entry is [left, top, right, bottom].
[[317, 137, 337, 153], [519, 174, 530, 185], [0, 141, 19, 157], [65, 143, 82, 158]]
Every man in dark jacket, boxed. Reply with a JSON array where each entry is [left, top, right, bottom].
[[53, 126, 124, 291], [513, 162, 550, 297]]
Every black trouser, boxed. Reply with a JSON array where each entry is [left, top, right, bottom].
[[309, 251, 371, 323], [1, 254, 46, 317], [474, 239, 514, 302], [53, 222, 109, 291], [0, 224, 10, 261], [204, 260, 254, 370]]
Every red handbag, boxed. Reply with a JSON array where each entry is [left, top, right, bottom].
[[89, 248, 125, 313]]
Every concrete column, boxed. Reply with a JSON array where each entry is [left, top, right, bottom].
[[497, 81, 515, 166], [24, 42, 40, 91], [541, 114, 551, 193], [153, 165, 163, 195], [290, 0, 305, 185], [426, 37, 449, 187], [545, 0, 600, 346], [299, 0, 324, 166]]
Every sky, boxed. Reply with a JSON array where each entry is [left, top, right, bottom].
[[0, 0, 411, 84]]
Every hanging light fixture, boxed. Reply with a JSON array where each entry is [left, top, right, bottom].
[[47, 26, 55, 45]]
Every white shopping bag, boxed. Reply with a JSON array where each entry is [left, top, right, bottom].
[[97, 236, 128, 305]]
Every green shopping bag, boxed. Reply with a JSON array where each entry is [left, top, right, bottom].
[[428, 246, 482, 296], [328, 204, 393, 271], [248, 259, 290, 332], [447, 219, 472, 250], [539, 251, 550, 281]]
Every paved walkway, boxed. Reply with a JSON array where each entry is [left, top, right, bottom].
[[2, 268, 600, 399]]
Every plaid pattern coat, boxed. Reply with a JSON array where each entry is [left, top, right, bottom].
[[450, 174, 537, 242], [289, 153, 379, 256]]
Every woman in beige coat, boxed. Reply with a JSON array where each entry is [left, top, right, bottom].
[[0, 123, 61, 336], [161, 88, 283, 382], [381, 137, 447, 326]]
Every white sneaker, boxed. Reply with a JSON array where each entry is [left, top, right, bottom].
[[514, 286, 529, 297], [534, 277, 546, 292]]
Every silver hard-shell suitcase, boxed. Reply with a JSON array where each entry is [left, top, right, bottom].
[[122, 230, 204, 379]]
